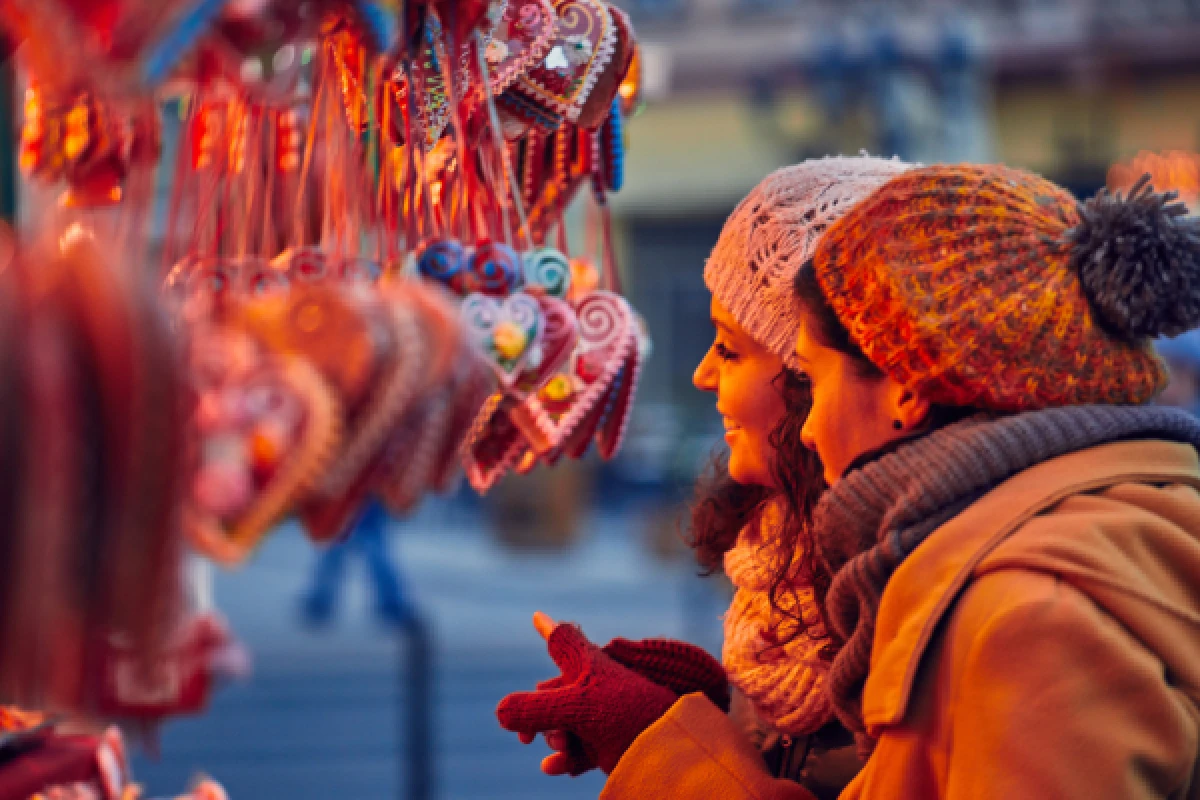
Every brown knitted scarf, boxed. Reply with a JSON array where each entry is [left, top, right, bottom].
[[814, 404, 1200, 750]]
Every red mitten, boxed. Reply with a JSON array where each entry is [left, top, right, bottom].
[[603, 637, 730, 713], [496, 624, 677, 775]]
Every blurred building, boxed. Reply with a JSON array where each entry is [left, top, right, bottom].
[[604, 0, 1200, 493]]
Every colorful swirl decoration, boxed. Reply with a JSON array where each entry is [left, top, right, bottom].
[[416, 239, 467, 293], [461, 291, 544, 376], [523, 247, 572, 298], [464, 240, 523, 296]]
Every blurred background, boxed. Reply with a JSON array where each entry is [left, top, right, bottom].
[[5, 0, 1200, 797]]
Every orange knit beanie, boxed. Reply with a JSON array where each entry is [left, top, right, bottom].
[[810, 164, 1200, 410]]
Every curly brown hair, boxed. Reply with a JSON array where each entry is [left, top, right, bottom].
[[683, 367, 834, 659]]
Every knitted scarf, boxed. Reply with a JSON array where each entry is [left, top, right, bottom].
[[816, 404, 1200, 745], [723, 499, 835, 736]]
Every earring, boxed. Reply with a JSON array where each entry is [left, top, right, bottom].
[[892, 420, 904, 431]]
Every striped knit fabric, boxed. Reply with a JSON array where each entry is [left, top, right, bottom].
[[705, 156, 912, 370], [811, 164, 1169, 410], [814, 404, 1200, 752], [722, 499, 835, 736]]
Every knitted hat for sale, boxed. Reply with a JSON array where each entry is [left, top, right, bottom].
[[810, 165, 1200, 410], [705, 155, 914, 370]]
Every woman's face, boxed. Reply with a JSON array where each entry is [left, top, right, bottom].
[[793, 319, 928, 485], [693, 298, 787, 487]]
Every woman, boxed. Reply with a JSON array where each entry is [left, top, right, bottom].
[[497, 157, 910, 796], [503, 164, 1200, 799]]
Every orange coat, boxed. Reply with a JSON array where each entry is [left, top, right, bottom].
[[602, 439, 1200, 799]]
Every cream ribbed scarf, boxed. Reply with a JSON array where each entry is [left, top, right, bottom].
[[722, 499, 834, 736]]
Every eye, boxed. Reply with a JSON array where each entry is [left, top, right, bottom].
[[715, 342, 739, 361]]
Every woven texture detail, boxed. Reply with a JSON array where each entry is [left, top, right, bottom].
[[812, 163, 1170, 410], [722, 500, 834, 736], [705, 156, 913, 369], [812, 404, 1200, 753]]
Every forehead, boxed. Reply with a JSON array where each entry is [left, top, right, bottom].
[[710, 296, 742, 329]]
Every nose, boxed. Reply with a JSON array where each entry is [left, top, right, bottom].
[[693, 346, 718, 392]]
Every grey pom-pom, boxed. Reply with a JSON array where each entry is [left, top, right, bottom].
[[1068, 173, 1200, 339]]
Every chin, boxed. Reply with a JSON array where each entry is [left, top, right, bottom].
[[728, 457, 771, 488]]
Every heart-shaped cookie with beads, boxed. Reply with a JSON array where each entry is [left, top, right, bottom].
[[485, 0, 558, 94], [187, 333, 341, 566], [508, 0, 617, 126]]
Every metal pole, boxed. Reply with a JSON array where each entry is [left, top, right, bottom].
[[399, 612, 433, 800]]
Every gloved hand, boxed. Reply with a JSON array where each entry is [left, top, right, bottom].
[[602, 636, 730, 713], [496, 618, 678, 776]]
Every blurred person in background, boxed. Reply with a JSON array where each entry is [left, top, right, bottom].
[[300, 498, 415, 628], [497, 157, 912, 798], [1157, 330, 1200, 415]]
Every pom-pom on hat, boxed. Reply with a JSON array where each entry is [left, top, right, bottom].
[[810, 163, 1200, 411], [704, 156, 914, 370]]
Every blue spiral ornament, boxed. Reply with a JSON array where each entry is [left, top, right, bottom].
[[465, 240, 523, 297], [523, 247, 572, 298], [416, 239, 467, 294]]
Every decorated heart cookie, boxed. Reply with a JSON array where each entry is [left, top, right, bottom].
[[461, 291, 543, 382], [508, 0, 617, 127], [188, 348, 341, 566], [485, 0, 557, 94]]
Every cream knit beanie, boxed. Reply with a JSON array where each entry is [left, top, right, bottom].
[[704, 156, 914, 370]]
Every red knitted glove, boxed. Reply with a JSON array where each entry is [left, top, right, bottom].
[[496, 624, 677, 775], [603, 637, 730, 713]]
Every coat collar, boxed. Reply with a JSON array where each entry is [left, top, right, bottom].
[[861, 438, 1200, 731]]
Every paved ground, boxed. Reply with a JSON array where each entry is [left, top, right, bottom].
[[131, 500, 729, 799]]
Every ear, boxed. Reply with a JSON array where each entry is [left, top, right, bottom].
[[886, 381, 934, 432]]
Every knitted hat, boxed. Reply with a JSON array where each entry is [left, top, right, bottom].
[[811, 165, 1200, 410], [705, 156, 914, 370]]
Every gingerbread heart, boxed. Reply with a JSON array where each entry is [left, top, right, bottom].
[[529, 289, 635, 449], [515, 294, 578, 393], [575, 3, 636, 130], [188, 350, 341, 566], [461, 291, 543, 383], [509, 0, 617, 126], [485, 0, 558, 94]]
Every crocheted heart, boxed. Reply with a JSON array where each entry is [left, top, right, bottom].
[[486, 0, 558, 94], [509, 0, 617, 126], [461, 291, 544, 385]]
